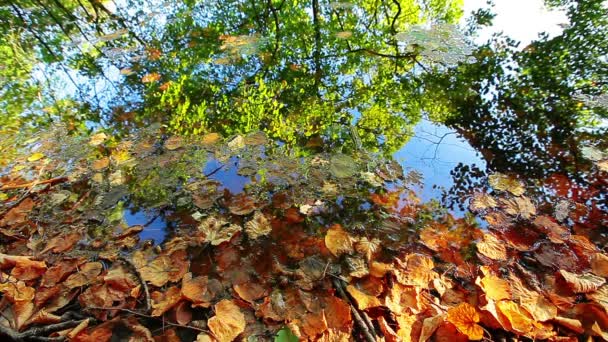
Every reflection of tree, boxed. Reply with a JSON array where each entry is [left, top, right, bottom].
[[2, 0, 465, 154], [433, 0, 608, 209]]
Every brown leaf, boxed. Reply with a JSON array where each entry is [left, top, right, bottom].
[[0, 198, 34, 226], [1, 255, 47, 281], [182, 274, 219, 308], [227, 193, 257, 215], [41, 259, 80, 287], [164, 136, 183, 150], [500, 196, 536, 219], [559, 270, 606, 293], [208, 300, 246, 342], [64, 262, 103, 288], [139, 255, 172, 287], [151, 286, 181, 316], [323, 296, 351, 330], [591, 253, 608, 277], [553, 316, 584, 334], [533, 215, 570, 243], [324, 224, 354, 257], [446, 303, 483, 340], [42, 232, 82, 254], [378, 316, 399, 342], [234, 282, 267, 303], [91, 157, 110, 171]]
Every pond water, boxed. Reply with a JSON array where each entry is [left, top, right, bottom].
[[0, 0, 607, 341]]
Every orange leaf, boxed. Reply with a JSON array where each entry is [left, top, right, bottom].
[[476, 273, 511, 301], [346, 285, 381, 310], [476, 233, 507, 261], [208, 300, 246, 342], [234, 282, 267, 303], [151, 286, 181, 316], [64, 262, 103, 288], [495, 300, 534, 334], [324, 224, 354, 257], [446, 303, 483, 340], [591, 253, 608, 277]]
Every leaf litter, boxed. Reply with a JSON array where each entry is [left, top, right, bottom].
[[0, 126, 607, 341]]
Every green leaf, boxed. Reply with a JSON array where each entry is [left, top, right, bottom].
[[274, 327, 298, 342]]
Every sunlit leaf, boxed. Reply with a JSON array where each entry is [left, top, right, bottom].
[[27, 152, 45, 162], [489, 173, 525, 196], [559, 270, 606, 293], [324, 224, 354, 257], [208, 300, 246, 342], [244, 211, 272, 239], [446, 303, 483, 340]]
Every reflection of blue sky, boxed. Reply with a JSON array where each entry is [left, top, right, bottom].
[[124, 210, 166, 244], [393, 119, 483, 203]]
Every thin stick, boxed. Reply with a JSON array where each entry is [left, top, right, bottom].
[[332, 278, 376, 342], [1, 177, 68, 191], [117, 257, 151, 314], [87, 306, 207, 333]]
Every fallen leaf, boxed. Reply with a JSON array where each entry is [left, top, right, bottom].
[[476, 233, 507, 260], [553, 316, 584, 334], [500, 196, 536, 219], [139, 255, 172, 287], [42, 232, 82, 254], [489, 173, 525, 196], [395, 254, 437, 288], [244, 211, 272, 239], [151, 286, 181, 316], [234, 282, 267, 303], [588, 285, 608, 312], [591, 253, 608, 277], [164, 136, 183, 150], [329, 154, 357, 178], [446, 303, 483, 340], [419, 314, 444, 342], [91, 157, 110, 170], [142, 72, 161, 83], [89, 133, 108, 146], [477, 274, 511, 301], [208, 300, 246, 342], [199, 216, 241, 246], [324, 224, 354, 257], [346, 285, 382, 310], [559, 270, 606, 293], [64, 262, 103, 288], [469, 193, 497, 212], [27, 152, 45, 162], [495, 300, 534, 334]]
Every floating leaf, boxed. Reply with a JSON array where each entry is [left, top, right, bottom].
[[500, 196, 536, 219], [469, 193, 497, 212], [244, 211, 272, 239], [199, 216, 241, 245], [329, 154, 357, 178], [164, 136, 183, 150], [142, 72, 161, 83], [489, 173, 525, 196]]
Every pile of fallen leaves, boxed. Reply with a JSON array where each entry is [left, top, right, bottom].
[[0, 128, 607, 341]]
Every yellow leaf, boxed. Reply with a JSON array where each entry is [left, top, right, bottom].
[[495, 300, 534, 334], [476, 274, 511, 301], [395, 254, 437, 288], [89, 132, 108, 146], [208, 300, 246, 342], [346, 285, 382, 310], [27, 152, 45, 162], [489, 173, 525, 196], [446, 303, 483, 340], [151, 286, 181, 316]]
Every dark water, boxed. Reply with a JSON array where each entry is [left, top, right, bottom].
[[0, 0, 607, 340]]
